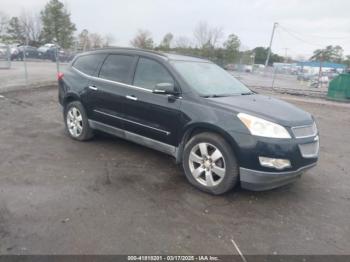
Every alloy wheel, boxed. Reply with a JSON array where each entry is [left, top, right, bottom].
[[66, 107, 83, 137], [188, 142, 226, 187]]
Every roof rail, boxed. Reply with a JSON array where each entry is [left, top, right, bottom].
[[91, 47, 167, 57]]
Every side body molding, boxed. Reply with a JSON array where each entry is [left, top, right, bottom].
[[88, 120, 178, 157]]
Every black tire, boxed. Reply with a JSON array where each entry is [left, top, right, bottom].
[[182, 132, 239, 195], [64, 101, 94, 141]]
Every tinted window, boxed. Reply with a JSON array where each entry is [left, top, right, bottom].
[[99, 55, 135, 83], [133, 58, 174, 90], [73, 54, 105, 76]]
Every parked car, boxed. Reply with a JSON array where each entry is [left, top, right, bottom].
[[38, 43, 58, 61], [15, 46, 39, 60], [58, 48, 319, 195], [10, 46, 19, 60], [297, 72, 316, 81]]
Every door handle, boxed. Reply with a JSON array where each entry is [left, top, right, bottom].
[[126, 95, 138, 101], [88, 85, 98, 91]]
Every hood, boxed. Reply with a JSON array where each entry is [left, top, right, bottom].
[[207, 94, 313, 127]]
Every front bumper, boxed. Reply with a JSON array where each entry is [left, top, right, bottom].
[[240, 162, 316, 191]]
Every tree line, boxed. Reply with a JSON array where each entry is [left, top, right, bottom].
[[1, 0, 349, 67], [128, 24, 285, 66]]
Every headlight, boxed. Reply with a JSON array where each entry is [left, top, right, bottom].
[[237, 113, 291, 139]]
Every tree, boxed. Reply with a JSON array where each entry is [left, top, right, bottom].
[[6, 17, 25, 43], [223, 34, 240, 63], [20, 11, 42, 46], [89, 33, 103, 49], [158, 33, 173, 51], [174, 36, 192, 49], [252, 46, 283, 65], [130, 30, 154, 49], [0, 12, 9, 42], [310, 45, 343, 63], [310, 45, 345, 82], [78, 29, 90, 51], [193, 21, 223, 49], [103, 34, 115, 47], [40, 0, 76, 48]]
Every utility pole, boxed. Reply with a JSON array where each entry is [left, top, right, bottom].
[[265, 22, 278, 67]]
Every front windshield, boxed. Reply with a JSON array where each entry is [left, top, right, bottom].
[[171, 61, 251, 96]]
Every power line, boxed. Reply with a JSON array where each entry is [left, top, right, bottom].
[[279, 24, 350, 40], [278, 26, 325, 47]]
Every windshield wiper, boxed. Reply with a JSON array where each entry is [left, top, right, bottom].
[[202, 94, 226, 98], [241, 91, 254, 95]]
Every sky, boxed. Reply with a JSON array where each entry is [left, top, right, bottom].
[[1, 0, 350, 59]]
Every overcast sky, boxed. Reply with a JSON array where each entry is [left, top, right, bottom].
[[1, 0, 350, 58]]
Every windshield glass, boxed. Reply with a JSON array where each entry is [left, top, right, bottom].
[[171, 61, 251, 96]]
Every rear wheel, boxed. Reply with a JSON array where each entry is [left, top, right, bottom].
[[64, 101, 94, 141], [182, 132, 239, 195]]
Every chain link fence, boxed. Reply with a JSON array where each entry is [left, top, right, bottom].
[[0, 44, 11, 69], [0, 45, 343, 99], [0, 44, 79, 92], [223, 56, 341, 99]]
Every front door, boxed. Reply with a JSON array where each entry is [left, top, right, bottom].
[[122, 57, 182, 146]]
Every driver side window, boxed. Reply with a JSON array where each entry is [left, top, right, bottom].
[[133, 57, 174, 90]]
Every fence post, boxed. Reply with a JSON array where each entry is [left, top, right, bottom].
[[23, 40, 29, 88]]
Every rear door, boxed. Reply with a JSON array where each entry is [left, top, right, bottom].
[[87, 54, 137, 129], [121, 57, 182, 146]]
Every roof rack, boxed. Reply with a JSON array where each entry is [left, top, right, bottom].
[[92, 47, 167, 57]]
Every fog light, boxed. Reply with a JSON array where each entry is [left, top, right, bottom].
[[259, 157, 291, 170]]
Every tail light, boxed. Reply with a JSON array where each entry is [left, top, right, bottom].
[[57, 72, 64, 80]]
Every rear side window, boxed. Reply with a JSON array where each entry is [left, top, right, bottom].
[[133, 58, 174, 90], [99, 54, 135, 84], [73, 54, 106, 76]]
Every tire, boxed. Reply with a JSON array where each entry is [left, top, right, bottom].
[[64, 101, 94, 141], [182, 132, 239, 195]]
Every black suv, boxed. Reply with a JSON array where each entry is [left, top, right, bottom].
[[58, 48, 319, 195]]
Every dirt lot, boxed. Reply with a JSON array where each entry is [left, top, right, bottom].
[[0, 86, 349, 255]]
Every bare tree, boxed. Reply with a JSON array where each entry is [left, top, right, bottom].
[[89, 33, 103, 49], [78, 29, 90, 51], [130, 29, 154, 49], [193, 21, 223, 48], [174, 36, 192, 49], [103, 34, 115, 47], [20, 11, 42, 45], [210, 27, 224, 47]]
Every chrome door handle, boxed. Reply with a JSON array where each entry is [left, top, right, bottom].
[[88, 85, 98, 91], [126, 95, 138, 101]]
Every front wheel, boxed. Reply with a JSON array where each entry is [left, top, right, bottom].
[[64, 101, 94, 141], [182, 132, 239, 195]]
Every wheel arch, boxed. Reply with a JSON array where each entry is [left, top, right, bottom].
[[175, 123, 240, 164], [62, 92, 81, 107]]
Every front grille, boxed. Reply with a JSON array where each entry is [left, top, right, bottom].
[[299, 139, 319, 158], [292, 122, 317, 138]]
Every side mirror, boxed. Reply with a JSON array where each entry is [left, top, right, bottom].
[[153, 82, 176, 95]]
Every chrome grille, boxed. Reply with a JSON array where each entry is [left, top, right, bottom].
[[292, 122, 317, 138], [299, 139, 319, 158]]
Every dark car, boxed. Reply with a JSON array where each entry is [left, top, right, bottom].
[[38, 43, 58, 61], [15, 46, 39, 60], [58, 48, 319, 195]]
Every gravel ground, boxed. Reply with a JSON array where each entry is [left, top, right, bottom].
[[0, 86, 349, 255]]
